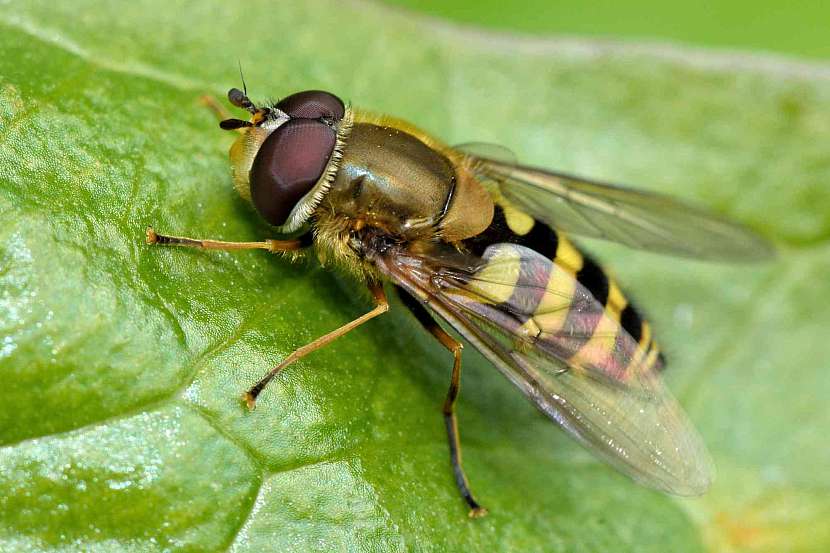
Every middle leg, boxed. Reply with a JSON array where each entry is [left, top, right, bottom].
[[244, 281, 389, 409]]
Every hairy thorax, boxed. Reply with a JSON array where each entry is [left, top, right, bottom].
[[311, 117, 494, 280]]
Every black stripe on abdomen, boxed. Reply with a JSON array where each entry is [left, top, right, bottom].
[[575, 256, 609, 307], [465, 206, 559, 259], [519, 217, 558, 259], [619, 304, 643, 343], [620, 302, 668, 372]]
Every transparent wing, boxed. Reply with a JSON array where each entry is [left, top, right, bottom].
[[378, 242, 714, 495], [456, 144, 773, 262]]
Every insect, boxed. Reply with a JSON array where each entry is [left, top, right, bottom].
[[147, 86, 772, 517]]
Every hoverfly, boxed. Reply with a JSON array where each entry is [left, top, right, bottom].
[[147, 87, 772, 517]]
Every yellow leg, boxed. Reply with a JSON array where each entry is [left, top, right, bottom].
[[243, 282, 389, 408], [146, 227, 305, 253]]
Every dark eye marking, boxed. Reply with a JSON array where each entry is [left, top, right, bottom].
[[276, 90, 345, 121], [249, 119, 336, 226]]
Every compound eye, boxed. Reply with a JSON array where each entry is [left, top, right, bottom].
[[249, 119, 336, 226], [276, 90, 345, 121]]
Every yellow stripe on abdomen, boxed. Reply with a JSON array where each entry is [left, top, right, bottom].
[[463, 245, 522, 305], [554, 234, 583, 275]]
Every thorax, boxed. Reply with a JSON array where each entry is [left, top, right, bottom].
[[324, 121, 456, 240], [312, 113, 494, 279]]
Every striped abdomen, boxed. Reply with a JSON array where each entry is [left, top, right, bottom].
[[462, 205, 665, 379]]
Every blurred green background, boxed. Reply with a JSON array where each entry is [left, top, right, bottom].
[[388, 0, 830, 60]]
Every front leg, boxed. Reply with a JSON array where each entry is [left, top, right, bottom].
[[146, 227, 311, 253]]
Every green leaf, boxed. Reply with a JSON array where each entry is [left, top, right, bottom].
[[1, 1, 828, 551]]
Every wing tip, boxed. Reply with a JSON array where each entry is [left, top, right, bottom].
[[724, 232, 777, 264], [663, 465, 716, 497], [651, 442, 716, 497]]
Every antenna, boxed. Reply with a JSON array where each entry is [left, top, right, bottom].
[[238, 60, 247, 97], [228, 61, 256, 114]]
